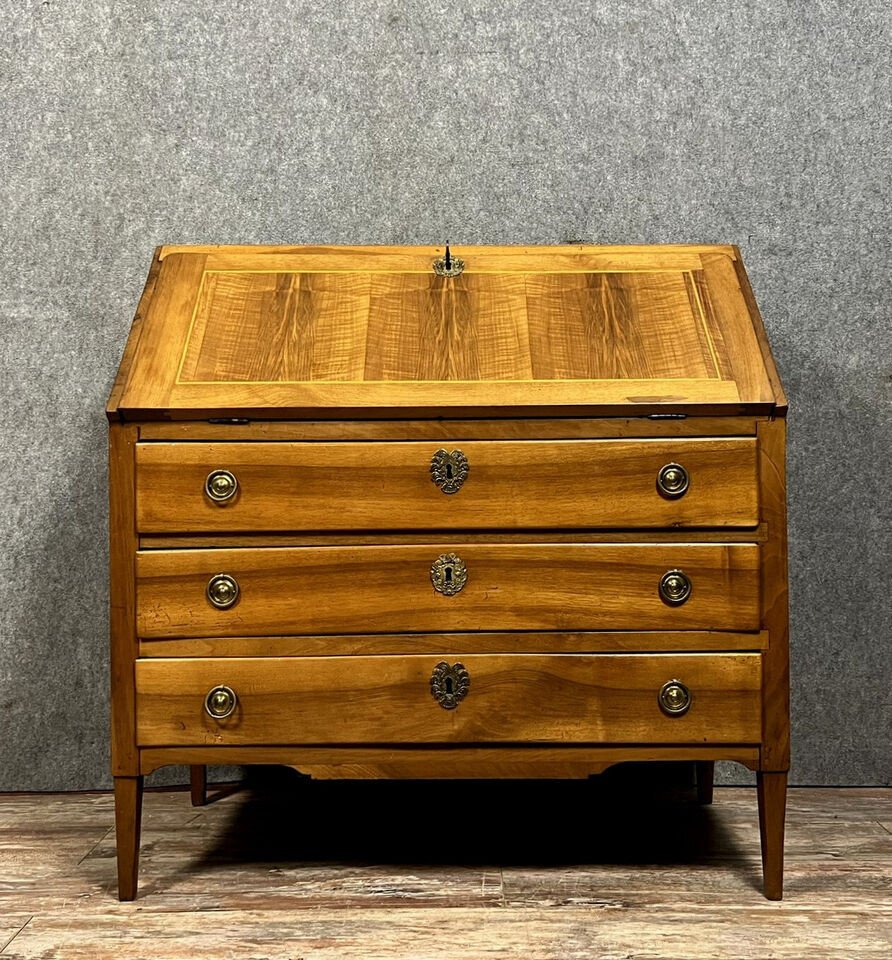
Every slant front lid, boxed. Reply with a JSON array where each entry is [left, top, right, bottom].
[[108, 245, 785, 420]]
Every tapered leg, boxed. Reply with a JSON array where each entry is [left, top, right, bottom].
[[695, 761, 715, 804], [190, 764, 207, 806], [757, 771, 787, 900], [114, 775, 144, 901]]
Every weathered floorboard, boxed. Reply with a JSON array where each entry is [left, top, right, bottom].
[[0, 785, 890, 959]]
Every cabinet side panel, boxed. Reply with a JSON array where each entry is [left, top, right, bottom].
[[758, 417, 790, 770], [109, 423, 140, 774]]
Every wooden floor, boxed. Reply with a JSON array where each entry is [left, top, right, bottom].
[[0, 767, 890, 959]]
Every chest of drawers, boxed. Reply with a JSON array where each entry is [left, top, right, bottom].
[[107, 244, 789, 900]]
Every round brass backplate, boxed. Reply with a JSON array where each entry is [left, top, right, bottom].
[[205, 469, 239, 503], [659, 569, 692, 605], [204, 685, 238, 719], [658, 679, 691, 716], [656, 462, 689, 498], [206, 574, 240, 609]]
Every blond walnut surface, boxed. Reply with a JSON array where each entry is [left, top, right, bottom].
[[108, 244, 789, 902], [135, 654, 762, 747], [108, 244, 785, 420], [135, 438, 759, 532]]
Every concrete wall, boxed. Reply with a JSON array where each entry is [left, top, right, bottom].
[[1, 1, 889, 789]]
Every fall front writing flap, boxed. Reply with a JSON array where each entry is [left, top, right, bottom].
[[109, 244, 785, 420]]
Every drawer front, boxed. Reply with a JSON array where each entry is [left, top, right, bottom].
[[135, 653, 762, 746], [135, 439, 759, 532], [136, 543, 760, 638]]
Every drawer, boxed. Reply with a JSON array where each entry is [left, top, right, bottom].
[[136, 543, 761, 638], [135, 439, 759, 532], [135, 653, 763, 746]]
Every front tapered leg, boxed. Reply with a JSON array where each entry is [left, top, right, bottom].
[[757, 771, 787, 900], [114, 775, 144, 901]]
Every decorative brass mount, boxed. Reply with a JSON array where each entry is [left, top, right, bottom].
[[430, 448, 469, 494], [430, 553, 468, 596], [433, 243, 465, 277], [430, 661, 470, 710]]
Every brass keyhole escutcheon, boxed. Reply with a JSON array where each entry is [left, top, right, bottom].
[[432, 245, 465, 277], [431, 553, 468, 596], [430, 661, 470, 710], [658, 679, 691, 716], [205, 469, 239, 503], [430, 448, 469, 494], [659, 569, 692, 605], [204, 684, 238, 719], [656, 462, 689, 498], [206, 574, 240, 609]]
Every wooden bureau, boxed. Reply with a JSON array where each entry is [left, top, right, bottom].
[[107, 244, 789, 900]]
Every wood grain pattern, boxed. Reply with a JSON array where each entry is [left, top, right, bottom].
[[112, 776, 142, 901], [138, 745, 762, 777], [110, 245, 783, 419], [137, 527, 770, 549], [759, 417, 791, 771], [138, 630, 770, 659], [179, 271, 372, 383], [526, 272, 718, 380], [105, 247, 162, 420], [2, 787, 889, 959], [135, 543, 761, 638], [108, 424, 139, 776], [135, 438, 760, 533], [700, 252, 777, 406], [758, 770, 788, 899], [18, 784, 892, 898], [134, 653, 762, 747], [162, 241, 729, 265], [137, 415, 764, 442], [178, 270, 724, 385], [732, 246, 789, 412]]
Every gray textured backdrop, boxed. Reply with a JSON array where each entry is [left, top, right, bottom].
[[1, 1, 889, 791]]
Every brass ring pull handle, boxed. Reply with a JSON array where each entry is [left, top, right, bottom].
[[204, 685, 238, 719], [431, 553, 468, 595], [656, 462, 689, 498], [205, 469, 239, 503], [658, 679, 691, 716], [659, 569, 692, 605], [430, 448, 469, 494], [206, 574, 240, 609], [430, 661, 470, 710]]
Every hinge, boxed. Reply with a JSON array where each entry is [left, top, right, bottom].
[[207, 418, 250, 425], [646, 413, 687, 420]]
